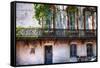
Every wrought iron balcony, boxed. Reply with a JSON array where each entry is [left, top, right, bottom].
[[16, 28, 96, 39]]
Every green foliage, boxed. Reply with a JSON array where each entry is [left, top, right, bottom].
[[66, 6, 78, 14], [16, 26, 23, 34], [34, 4, 52, 25]]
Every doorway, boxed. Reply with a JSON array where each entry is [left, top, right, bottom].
[[44, 46, 52, 64]]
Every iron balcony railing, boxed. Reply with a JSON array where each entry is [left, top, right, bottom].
[[16, 28, 96, 38]]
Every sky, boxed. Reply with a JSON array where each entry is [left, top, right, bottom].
[[16, 3, 41, 28]]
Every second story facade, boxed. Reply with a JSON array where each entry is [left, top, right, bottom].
[[16, 3, 97, 39]]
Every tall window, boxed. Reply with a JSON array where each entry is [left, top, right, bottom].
[[69, 13, 75, 30], [66, 6, 78, 30], [70, 44, 77, 57], [94, 12, 96, 29], [87, 44, 93, 57], [85, 12, 89, 29], [84, 7, 96, 30], [55, 5, 67, 29]]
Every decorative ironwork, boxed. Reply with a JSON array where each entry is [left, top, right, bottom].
[[16, 28, 96, 39]]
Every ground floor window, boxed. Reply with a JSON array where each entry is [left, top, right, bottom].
[[87, 43, 93, 57]]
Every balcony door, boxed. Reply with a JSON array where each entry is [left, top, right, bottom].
[[69, 13, 75, 30], [85, 11, 92, 30]]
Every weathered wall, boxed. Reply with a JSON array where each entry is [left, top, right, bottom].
[[53, 41, 69, 63], [16, 41, 44, 65], [16, 40, 96, 65]]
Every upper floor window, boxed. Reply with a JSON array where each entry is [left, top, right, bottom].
[[67, 6, 78, 30], [83, 7, 97, 30], [85, 11, 92, 30]]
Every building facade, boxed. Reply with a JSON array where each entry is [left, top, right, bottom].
[[16, 3, 97, 65]]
